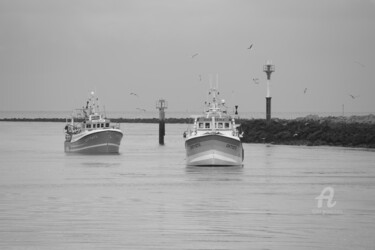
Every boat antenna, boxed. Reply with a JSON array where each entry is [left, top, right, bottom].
[[209, 74, 212, 90], [216, 73, 219, 91], [95, 87, 99, 112], [205, 74, 212, 112], [90, 91, 96, 114]]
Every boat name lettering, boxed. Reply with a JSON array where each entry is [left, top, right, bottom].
[[190, 143, 201, 149], [85, 134, 98, 143], [215, 118, 228, 122], [226, 144, 237, 150]]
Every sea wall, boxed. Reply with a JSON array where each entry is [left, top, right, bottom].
[[2, 115, 375, 148], [239, 115, 375, 148], [0, 117, 192, 124]]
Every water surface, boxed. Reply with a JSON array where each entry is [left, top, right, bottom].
[[0, 122, 374, 249]]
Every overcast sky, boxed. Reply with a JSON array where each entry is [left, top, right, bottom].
[[1, 0, 374, 113]]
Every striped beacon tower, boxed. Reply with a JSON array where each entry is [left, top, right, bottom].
[[263, 61, 275, 123]]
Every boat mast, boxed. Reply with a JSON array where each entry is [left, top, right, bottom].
[[87, 91, 101, 116], [90, 91, 96, 115]]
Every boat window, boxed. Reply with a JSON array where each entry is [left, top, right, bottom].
[[205, 123, 210, 129], [225, 123, 230, 128], [218, 122, 223, 128], [101, 123, 104, 128], [106, 123, 109, 127], [86, 124, 91, 129], [93, 124, 96, 128], [198, 123, 203, 128]]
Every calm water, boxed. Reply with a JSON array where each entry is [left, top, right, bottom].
[[0, 122, 374, 249]]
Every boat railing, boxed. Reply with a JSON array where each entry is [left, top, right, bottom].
[[186, 126, 196, 136], [64, 124, 82, 135], [111, 123, 121, 130]]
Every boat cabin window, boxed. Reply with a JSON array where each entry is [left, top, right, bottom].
[[101, 123, 104, 128], [106, 123, 109, 128], [225, 123, 230, 129], [86, 124, 91, 129], [91, 115, 100, 120], [205, 123, 210, 129], [218, 122, 223, 128], [198, 123, 203, 128], [93, 124, 96, 128]]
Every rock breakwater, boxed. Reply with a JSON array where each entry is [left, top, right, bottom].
[[239, 115, 375, 148]]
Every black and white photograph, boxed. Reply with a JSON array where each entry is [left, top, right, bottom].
[[0, 0, 375, 249]]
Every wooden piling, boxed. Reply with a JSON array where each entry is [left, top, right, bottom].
[[156, 99, 167, 145]]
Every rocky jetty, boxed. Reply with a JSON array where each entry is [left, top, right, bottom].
[[2, 114, 375, 148], [239, 115, 375, 148], [0, 117, 192, 124]]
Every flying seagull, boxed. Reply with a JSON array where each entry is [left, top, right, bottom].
[[136, 108, 146, 112], [252, 78, 259, 84], [130, 92, 139, 97], [354, 60, 365, 68], [304, 88, 307, 94], [247, 44, 253, 50], [349, 94, 359, 99], [192, 53, 199, 58]]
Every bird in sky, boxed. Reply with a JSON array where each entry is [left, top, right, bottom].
[[252, 78, 259, 84], [130, 92, 139, 97], [136, 108, 146, 112], [349, 94, 359, 99], [304, 88, 307, 94], [247, 44, 253, 50], [354, 60, 365, 68], [192, 53, 199, 58]]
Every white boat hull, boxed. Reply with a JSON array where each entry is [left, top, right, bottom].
[[65, 129, 123, 154], [185, 134, 244, 166]]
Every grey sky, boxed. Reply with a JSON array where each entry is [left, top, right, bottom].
[[0, 0, 374, 113]]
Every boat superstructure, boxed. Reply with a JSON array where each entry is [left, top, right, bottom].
[[184, 86, 244, 166], [64, 92, 123, 154]]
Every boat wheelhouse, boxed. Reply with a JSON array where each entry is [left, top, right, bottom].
[[184, 86, 244, 166], [64, 92, 123, 154]]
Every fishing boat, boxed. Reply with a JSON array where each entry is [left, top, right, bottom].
[[184, 86, 244, 166], [64, 92, 123, 154]]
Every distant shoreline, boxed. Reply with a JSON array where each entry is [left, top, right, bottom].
[[2, 115, 375, 148], [0, 117, 192, 123], [1, 114, 375, 124]]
